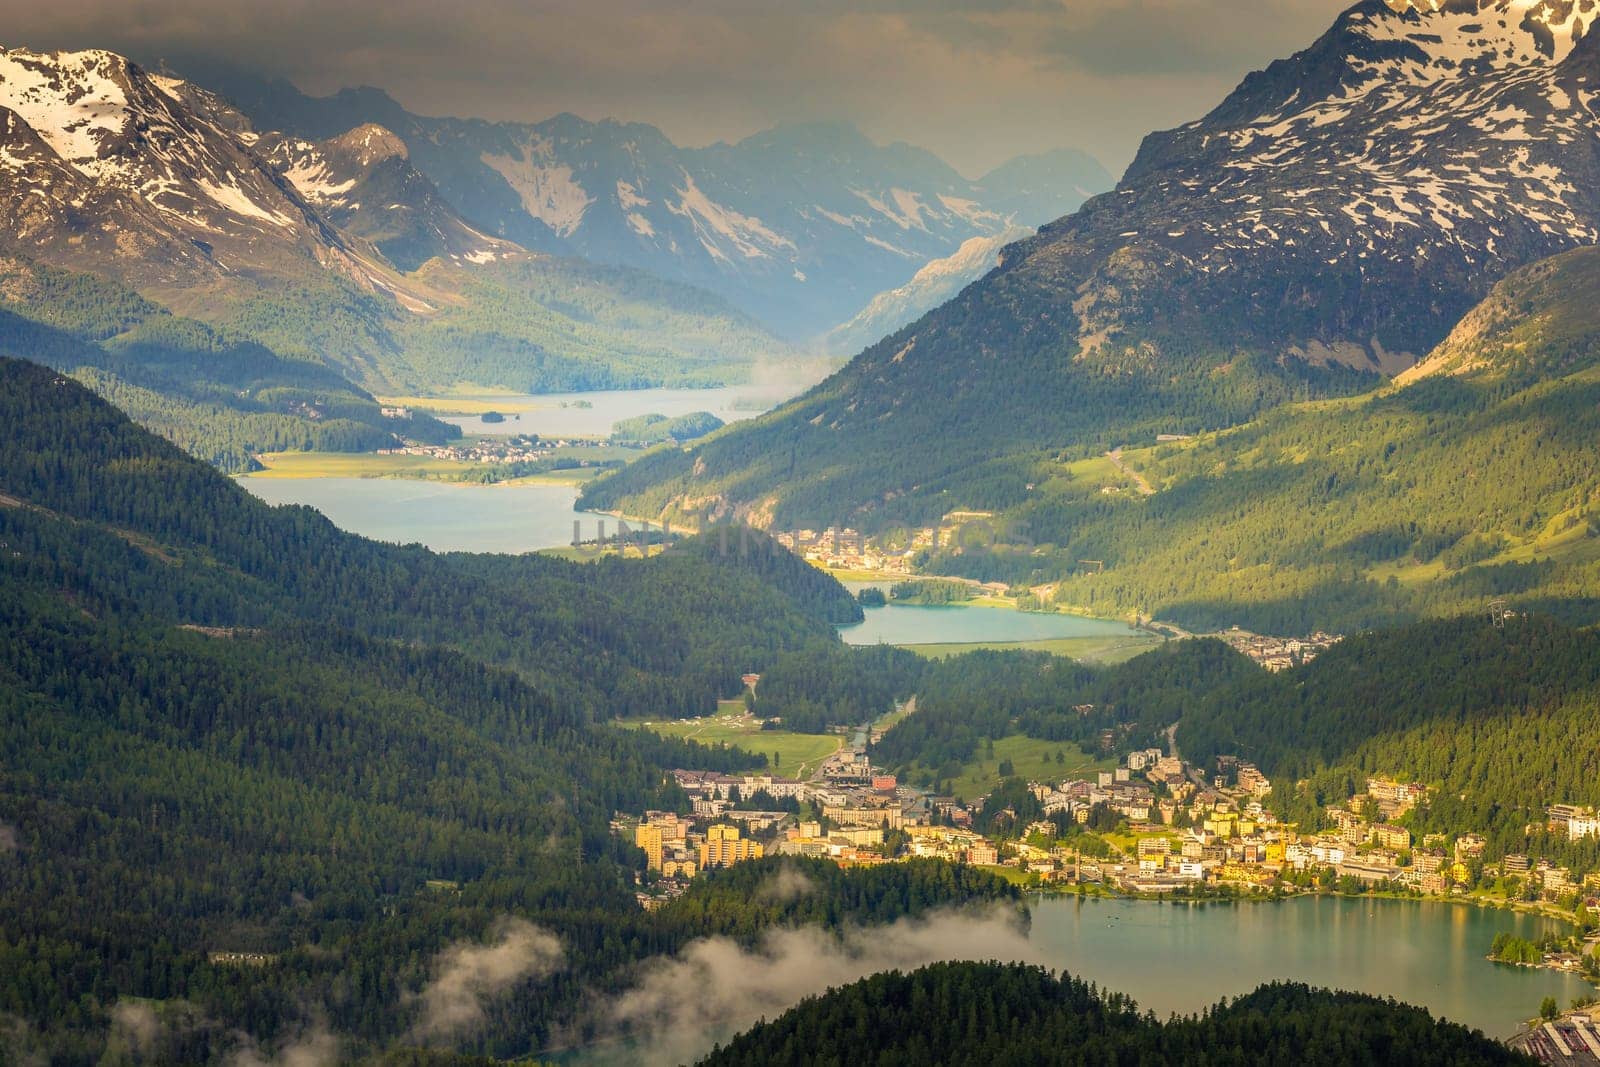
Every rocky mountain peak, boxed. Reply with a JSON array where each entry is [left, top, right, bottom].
[[325, 123, 408, 167]]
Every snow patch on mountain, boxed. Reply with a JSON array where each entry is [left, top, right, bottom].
[[277, 141, 359, 203], [196, 177, 293, 228], [616, 179, 649, 211], [936, 194, 1004, 230], [670, 173, 795, 262], [852, 187, 935, 232], [481, 139, 593, 237], [1372, 0, 1591, 66], [0, 49, 129, 169]]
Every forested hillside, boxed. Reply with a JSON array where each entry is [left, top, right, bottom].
[[0, 357, 1019, 1061], [953, 245, 1600, 633], [1176, 613, 1600, 870], [592, 241, 1600, 635], [871, 640, 1254, 786], [0, 261, 458, 471], [700, 961, 1530, 1066], [0, 357, 864, 714]]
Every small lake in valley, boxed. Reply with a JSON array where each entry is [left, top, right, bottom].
[[568, 895, 1585, 1063], [838, 594, 1143, 647], [240, 477, 610, 554], [239, 384, 806, 552], [1029, 894, 1586, 1039]]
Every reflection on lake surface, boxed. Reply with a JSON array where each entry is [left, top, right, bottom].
[[444, 383, 797, 437], [839, 600, 1140, 646], [1031, 894, 1585, 1038], [240, 477, 606, 554]]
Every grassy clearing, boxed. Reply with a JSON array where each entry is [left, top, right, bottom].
[[976, 864, 1038, 886], [871, 697, 917, 735], [246, 452, 475, 479], [918, 735, 1112, 804], [1101, 831, 1139, 855], [620, 699, 843, 779], [903, 633, 1163, 665], [539, 543, 664, 563], [376, 391, 541, 416], [498, 467, 603, 486], [819, 566, 903, 583]]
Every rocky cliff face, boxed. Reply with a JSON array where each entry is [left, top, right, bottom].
[[260, 123, 515, 271]]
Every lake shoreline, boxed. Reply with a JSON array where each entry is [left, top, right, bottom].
[[1033, 879, 1596, 943]]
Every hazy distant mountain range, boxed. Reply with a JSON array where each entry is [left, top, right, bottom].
[[822, 225, 1034, 357], [170, 64, 1114, 338], [0, 40, 1114, 470]]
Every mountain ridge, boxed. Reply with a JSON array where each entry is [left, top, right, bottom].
[[176, 64, 1115, 337], [582, 0, 1600, 537]]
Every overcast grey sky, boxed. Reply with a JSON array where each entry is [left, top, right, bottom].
[[6, 0, 1352, 176]]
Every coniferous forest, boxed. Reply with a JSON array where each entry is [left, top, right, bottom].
[[0, 359, 1015, 1061], [701, 961, 1533, 1066]]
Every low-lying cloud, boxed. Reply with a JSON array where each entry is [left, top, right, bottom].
[[408, 917, 565, 1044], [225, 1022, 339, 1067], [753, 864, 817, 903], [586, 903, 1042, 1066], [103, 999, 336, 1067], [107, 1001, 166, 1059]]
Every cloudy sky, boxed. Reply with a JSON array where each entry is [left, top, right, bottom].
[[9, 0, 1351, 176]]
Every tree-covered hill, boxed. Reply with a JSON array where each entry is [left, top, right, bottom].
[[0, 358, 1015, 1061], [700, 961, 1531, 1066], [0, 260, 457, 472], [0, 356, 862, 716]]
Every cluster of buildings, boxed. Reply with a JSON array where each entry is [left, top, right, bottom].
[[376, 436, 578, 465], [627, 810, 766, 886], [1074, 763, 1600, 909], [1549, 805, 1600, 842], [1219, 628, 1343, 671], [615, 725, 1600, 916], [771, 511, 1019, 580], [773, 526, 916, 574]]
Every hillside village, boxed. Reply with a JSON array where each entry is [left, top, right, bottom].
[[615, 731, 1600, 978]]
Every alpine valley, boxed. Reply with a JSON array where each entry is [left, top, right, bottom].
[[11, 1, 1600, 1065], [583, 0, 1600, 631]]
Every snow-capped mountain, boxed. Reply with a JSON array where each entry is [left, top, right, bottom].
[[182, 69, 1115, 338], [578, 0, 1600, 530], [0, 47, 389, 300], [1068, 0, 1600, 371], [260, 124, 514, 271]]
